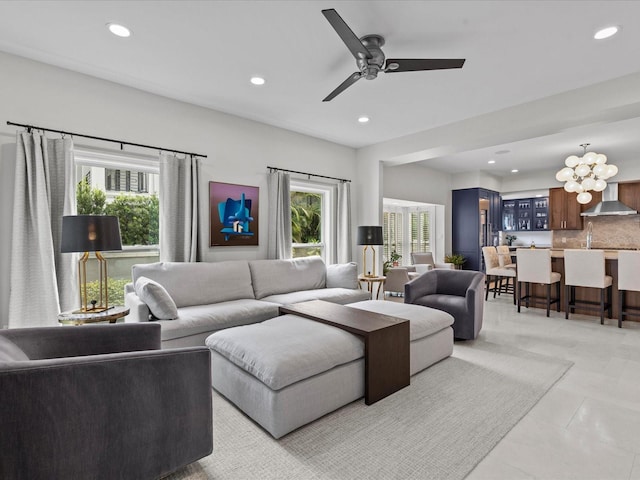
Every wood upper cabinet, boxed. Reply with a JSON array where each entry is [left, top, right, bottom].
[[549, 187, 601, 230], [618, 182, 640, 212]]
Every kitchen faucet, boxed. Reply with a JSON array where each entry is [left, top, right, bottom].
[[586, 221, 593, 249]]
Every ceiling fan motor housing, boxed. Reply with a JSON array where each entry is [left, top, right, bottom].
[[358, 35, 385, 79]]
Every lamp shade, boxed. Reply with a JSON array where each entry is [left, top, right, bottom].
[[61, 215, 123, 253], [357, 226, 383, 246]]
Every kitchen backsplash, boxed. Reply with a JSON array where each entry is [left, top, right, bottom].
[[552, 215, 640, 249]]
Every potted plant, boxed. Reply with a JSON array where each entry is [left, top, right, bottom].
[[383, 250, 402, 275], [444, 253, 466, 270], [505, 234, 517, 246]]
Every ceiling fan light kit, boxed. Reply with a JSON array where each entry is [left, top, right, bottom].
[[321, 9, 465, 102]]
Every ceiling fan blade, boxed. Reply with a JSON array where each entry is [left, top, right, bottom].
[[323, 72, 363, 102], [385, 58, 466, 72], [322, 9, 372, 60]]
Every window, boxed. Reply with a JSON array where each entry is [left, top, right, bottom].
[[383, 200, 436, 265], [73, 147, 161, 304], [290, 181, 332, 260]]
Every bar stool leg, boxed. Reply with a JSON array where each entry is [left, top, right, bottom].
[[600, 288, 605, 325], [565, 285, 570, 319], [485, 275, 490, 301], [525, 283, 530, 308], [608, 285, 613, 319], [517, 281, 522, 313], [556, 282, 561, 312], [546, 284, 551, 317], [619, 289, 625, 328]]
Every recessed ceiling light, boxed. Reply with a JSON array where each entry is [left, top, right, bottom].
[[536, 194, 543, 197], [250, 76, 265, 86], [511, 169, 519, 173], [487, 160, 496, 164], [358, 116, 370, 123], [594, 26, 619, 40], [107, 23, 131, 38]]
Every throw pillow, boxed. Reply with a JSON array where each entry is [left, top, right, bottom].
[[134, 276, 179, 320], [326, 262, 358, 289]]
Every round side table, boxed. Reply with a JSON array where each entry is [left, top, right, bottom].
[[58, 306, 130, 326], [358, 274, 386, 300]]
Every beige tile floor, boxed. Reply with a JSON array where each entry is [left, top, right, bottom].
[[463, 292, 640, 480]]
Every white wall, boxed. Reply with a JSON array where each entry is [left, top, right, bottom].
[[0, 51, 358, 322], [383, 163, 452, 257]]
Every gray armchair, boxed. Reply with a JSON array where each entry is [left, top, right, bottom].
[[404, 269, 485, 340], [0, 323, 212, 480]]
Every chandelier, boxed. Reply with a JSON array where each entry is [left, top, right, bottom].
[[555, 143, 618, 204]]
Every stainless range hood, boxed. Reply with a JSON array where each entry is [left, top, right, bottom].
[[581, 183, 638, 216]]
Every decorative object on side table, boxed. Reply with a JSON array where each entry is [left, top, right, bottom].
[[61, 215, 122, 313], [505, 234, 517, 246], [444, 253, 466, 270], [357, 225, 383, 277]]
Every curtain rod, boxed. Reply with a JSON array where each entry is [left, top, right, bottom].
[[267, 166, 350, 183], [6, 121, 207, 158]]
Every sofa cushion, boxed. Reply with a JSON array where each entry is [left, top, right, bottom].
[[261, 288, 370, 306], [326, 262, 358, 289], [132, 261, 255, 308], [206, 315, 364, 390], [249, 256, 326, 300], [156, 299, 281, 341], [0, 336, 29, 362], [134, 276, 179, 320], [347, 300, 454, 341]]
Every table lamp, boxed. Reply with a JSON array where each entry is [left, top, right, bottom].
[[61, 215, 122, 313], [357, 226, 383, 277]]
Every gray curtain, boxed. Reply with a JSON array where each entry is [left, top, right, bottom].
[[335, 181, 352, 263], [159, 153, 200, 262], [267, 171, 291, 259], [9, 132, 76, 327]]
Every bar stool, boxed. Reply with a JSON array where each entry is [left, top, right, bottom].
[[497, 245, 516, 269], [482, 246, 516, 303], [564, 249, 613, 324], [516, 249, 561, 317], [617, 250, 640, 328]]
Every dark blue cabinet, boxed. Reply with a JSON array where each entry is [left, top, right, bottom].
[[452, 188, 501, 272]]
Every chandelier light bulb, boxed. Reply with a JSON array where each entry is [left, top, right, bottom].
[[594, 179, 607, 191], [577, 191, 593, 204], [582, 152, 597, 164], [581, 177, 596, 191], [575, 164, 591, 177], [592, 163, 607, 177], [606, 164, 618, 178], [595, 153, 607, 164], [565, 155, 580, 168]]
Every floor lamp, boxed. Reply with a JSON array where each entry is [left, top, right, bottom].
[[61, 215, 123, 313], [357, 226, 383, 277]]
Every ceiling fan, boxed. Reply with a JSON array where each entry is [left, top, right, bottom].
[[321, 8, 466, 102]]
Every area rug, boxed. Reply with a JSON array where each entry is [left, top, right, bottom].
[[166, 340, 572, 480]]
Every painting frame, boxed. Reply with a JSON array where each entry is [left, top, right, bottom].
[[209, 181, 259, 247]]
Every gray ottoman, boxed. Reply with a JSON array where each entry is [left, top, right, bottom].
[[206, 303, 453, 439]]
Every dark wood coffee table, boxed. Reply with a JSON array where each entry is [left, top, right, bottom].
[[279, 300, 410, 405]]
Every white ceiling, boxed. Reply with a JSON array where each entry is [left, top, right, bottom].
[[1, 1, 640, 176]]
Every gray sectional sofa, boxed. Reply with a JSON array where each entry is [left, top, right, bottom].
[[124, 256, 370, 347]]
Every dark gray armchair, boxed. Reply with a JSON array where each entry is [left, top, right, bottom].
[[405, 269, 485, 340], [0, 323, 212, 480]]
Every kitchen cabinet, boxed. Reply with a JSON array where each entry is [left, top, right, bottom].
[[452, 188, 501, 272], [549, 187, 601, 230], [618, 182, 640, 212], [502, 197, 548, 231]]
